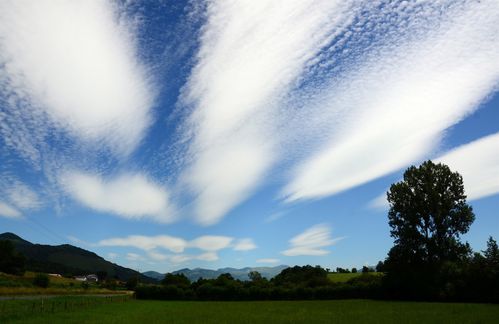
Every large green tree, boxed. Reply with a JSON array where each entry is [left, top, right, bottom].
[[387, 160, 474, 265], [384, 161, 475, 299]]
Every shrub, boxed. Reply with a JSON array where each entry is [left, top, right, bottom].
[[32, 273, 49, 288]]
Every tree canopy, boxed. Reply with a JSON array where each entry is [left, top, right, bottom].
[[386, 160, 474, 265]]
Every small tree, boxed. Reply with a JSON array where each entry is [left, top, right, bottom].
[[33, 273, 50, 288], [248, 271, 263, 282], [351, 267, 357, 273], [162, 273, 191, 288], [483, 236, 499, 269]]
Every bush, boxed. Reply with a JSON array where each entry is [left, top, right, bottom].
[[33, 273, 49, 288]]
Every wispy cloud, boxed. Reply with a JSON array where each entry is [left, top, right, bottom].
[[256, 258, 280, 264], [180, 0, 352, 225], [60, 171, 175, 223], [189, 235, 234, 251], [233, 238, 257, 251], [0, 201, 22, 219], [126, 253, 145, 262], [0, 0, 155, 156], [7, 182, 41, 210], [99, 235, 186, 253], [437, 132, 499, 201], [369, 131, 499, 209], [282, 224, 343, 256], [98, 233, 237, 253], [283, 1, 499, 202]]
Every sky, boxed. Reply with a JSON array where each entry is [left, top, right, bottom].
[[0, 0, 498, 273]]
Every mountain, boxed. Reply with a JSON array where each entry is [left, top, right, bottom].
[[142, 265, 289, 282], [0, 232, 156, 283], [142, 271, 165, 281]]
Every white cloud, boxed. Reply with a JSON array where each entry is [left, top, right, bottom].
[[436, 132, 499, 201], [188, 235, 233, 251], [256, 258, 280, 264], [0, 201, 22, 219], [7, 182, 41, 210], [233, 238, 257, 251], [282, 224, 343, 256], [0, 0, 154, 155], [126, 253, 145, 262], [283, 1, 499, 202], [180, 0, 352, 225], [196, 252, 219, 262], [147, 250, 169, 262], [98, 234, 236, 255], [369, 131, 499, 209], [264, 211, 286, 224], [369, 194, 389, 211], [99, 235, 186, 253], [60, 171, 175, 223]]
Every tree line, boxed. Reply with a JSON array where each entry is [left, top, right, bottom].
[[135, 161, 499, 302], [2, 161, 498, 302]]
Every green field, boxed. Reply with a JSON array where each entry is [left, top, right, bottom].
[[327, 272, 383, 283], [2, 298, 499, 323]]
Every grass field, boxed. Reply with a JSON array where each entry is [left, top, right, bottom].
[[2, 299, 499, 323], [327, 272, 383, 283]]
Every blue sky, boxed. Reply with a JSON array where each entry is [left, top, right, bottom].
[[0, 0, 498, 273]]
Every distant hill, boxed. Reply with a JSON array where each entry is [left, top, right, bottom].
[[0, 232, 156, 283], [142, 271, 165, 281], [143, 265, 289, 282]]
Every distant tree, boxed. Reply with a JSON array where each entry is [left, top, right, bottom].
[[96, 270, 108, 281], [215, 273, 235, 286], [126, 276, 138, 290], [483, 237, 499, 269], [248, 271, 263, 282], [362, 266, 369, 273], [273, 265, 329, 287], [375, 261, 385, 273], [33, 273, 49, 288], [0, 240, 25, 275], [162, 273, 190, 288], [351, 267, 357, 273]]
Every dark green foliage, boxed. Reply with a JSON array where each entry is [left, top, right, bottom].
[[162, 273, 190, 288], [248, 271, 262, 282], [335, 267, 350, 273], [384, 161, 475, 300], [351, 268, 357, 273], [272, 265, 329, 288], [32, 273, 49, 288], [386, 161, 474, 264], [126, 277, 139, 290], [0, 239, 26, 275], [135, 265, 384, 301]]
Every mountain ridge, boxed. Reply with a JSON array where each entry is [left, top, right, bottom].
[[0, 232, 156, 283], [143, 265, 289, 282]]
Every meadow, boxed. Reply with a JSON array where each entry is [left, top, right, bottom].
[[2, 299, 499, 323], [327, 272, 383, 283]]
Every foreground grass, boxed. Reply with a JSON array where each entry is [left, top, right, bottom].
[[4, 299, 499, 323]]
